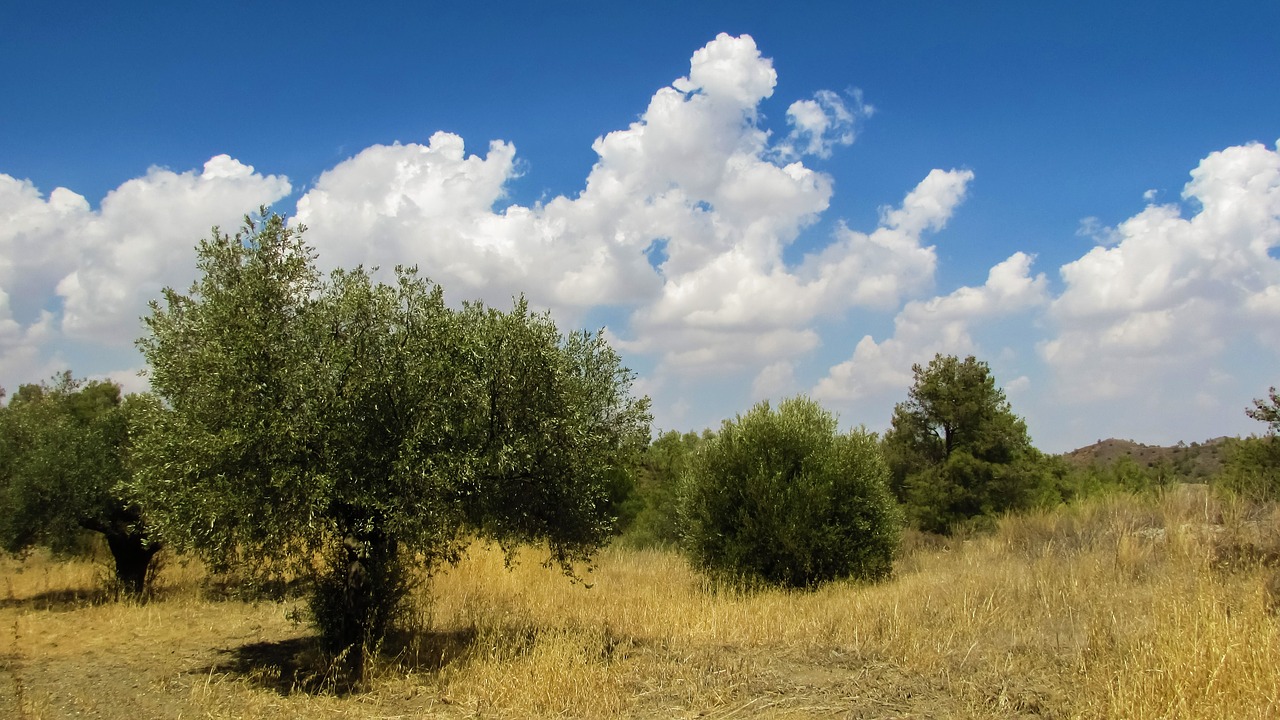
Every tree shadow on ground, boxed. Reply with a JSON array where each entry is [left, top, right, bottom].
[[196, 574, 310, 602], [199, 626, 480, 696], [0, 587, 110, 611]]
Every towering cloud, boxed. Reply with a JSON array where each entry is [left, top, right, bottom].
[[294, 33, 969, 403], [808, 139, 1280, 446], [1035, 140, 1280, 438]]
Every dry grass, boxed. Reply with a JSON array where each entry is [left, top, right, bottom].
[[2, 487, 1278, 718]]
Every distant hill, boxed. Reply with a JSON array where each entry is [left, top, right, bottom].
[[1060, 437, 1232, 480]]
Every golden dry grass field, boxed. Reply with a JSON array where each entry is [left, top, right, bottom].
[[3, 488, 1278, 719]]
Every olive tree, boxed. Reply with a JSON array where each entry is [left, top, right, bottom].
[[0, 373, 160, 597], [882, 354, 1051, 533], [678, 397, 900, 589], [1248, 387, 1280, 432], [132, 212, 650, 681]]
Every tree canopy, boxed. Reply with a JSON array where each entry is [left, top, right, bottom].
[[132, 211, 651, 680], [882, 354, 1050, 533], [615, 429, 708, 549], [679, 396, 900, 588], [0, 373, 160, 596], [1248, 387, 1280, 433]]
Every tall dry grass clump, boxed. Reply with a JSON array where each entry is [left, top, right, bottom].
[[988, 487, 1280, 717], [2, 486, 1278, 718], [413, 486, 1280, 718]]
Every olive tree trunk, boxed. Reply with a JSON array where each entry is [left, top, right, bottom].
[[311, 525, 411, 685], [104, 530, 162, 598]]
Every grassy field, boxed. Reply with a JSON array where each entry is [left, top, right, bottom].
[[2, 487, 1278, 719]]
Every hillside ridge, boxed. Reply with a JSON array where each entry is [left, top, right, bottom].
[[1060, 436, 1233, 479]]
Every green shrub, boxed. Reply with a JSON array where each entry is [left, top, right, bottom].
[[678, 397, 900, 588], [616, 430, 707, 549], [1216, 436, 1280, 502]]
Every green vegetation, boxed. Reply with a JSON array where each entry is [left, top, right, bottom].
[[1215, 436, 1280, 501], [615, 429, 706, 549], [1248, 386, 1280, 432], [0, 372, 159, 597], [678, 396, 900, 588], [881, 354, 1051, 534], [1214, 387, 1280, 502], [131, 211, 650, 681]]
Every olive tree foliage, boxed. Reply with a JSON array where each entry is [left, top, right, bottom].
[[1248, 387, 1280, 433], [678, 397, 900, 589], [0, 373, 160, 597], [882, 354, 1051, 534], [132, 212, 651, 680]]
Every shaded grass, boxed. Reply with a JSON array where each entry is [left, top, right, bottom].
[[2, 487, 1278, 718]]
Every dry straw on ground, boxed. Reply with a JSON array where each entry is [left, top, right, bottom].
[[2, 486, 1278, 718]]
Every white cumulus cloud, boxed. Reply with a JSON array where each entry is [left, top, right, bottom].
[[0, 157, 290, 391], [1041, 140, 1280, 403], [2, 33, 984, 435], [779, 89, 873, 160], [293, 33, 968, 396], [10, 33, 1273, 453], [814, 251, 1048, 407]]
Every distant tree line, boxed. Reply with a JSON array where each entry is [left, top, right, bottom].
[[617, 356, 1280, 554]]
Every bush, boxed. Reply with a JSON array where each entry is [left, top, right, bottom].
[[1216, 435, 1280, 502], [678, 397, 900, 588]]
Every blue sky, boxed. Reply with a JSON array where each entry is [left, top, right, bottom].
[[2, 1, 1279, 451]]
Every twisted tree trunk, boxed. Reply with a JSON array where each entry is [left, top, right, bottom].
[[80, 506, 162, 599], [314, 522, 406, 686], [104, 530, 162, 597]]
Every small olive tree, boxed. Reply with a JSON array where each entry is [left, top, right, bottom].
[[0, 374, 160, 597], [678, 397, 900, 589], [132, 212, 650, 682]]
